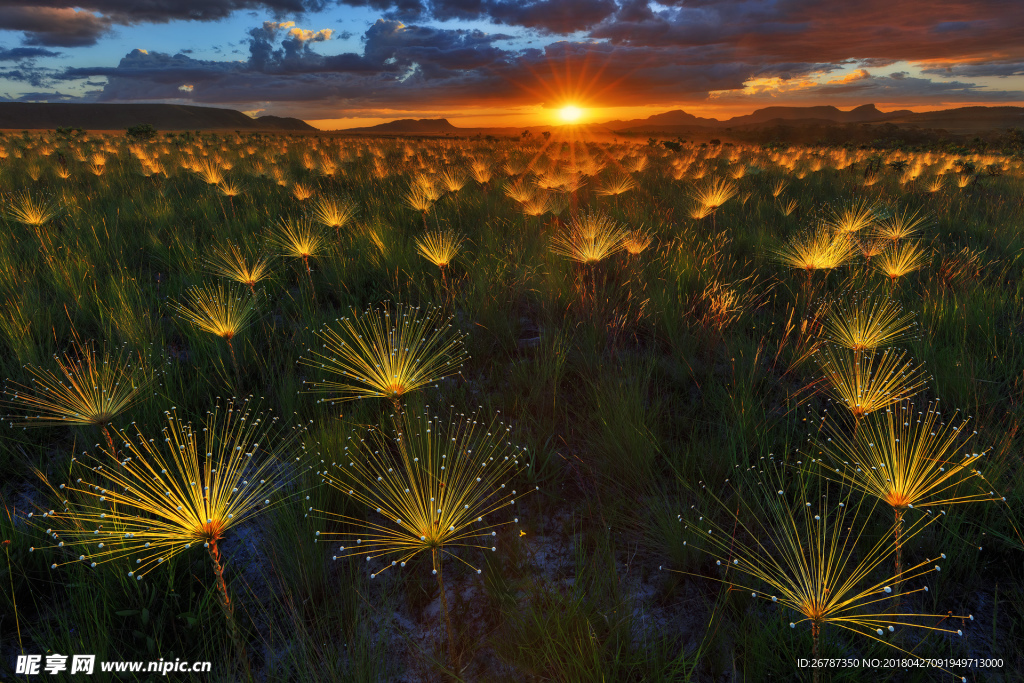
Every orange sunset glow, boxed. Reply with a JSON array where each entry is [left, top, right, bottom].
[[3, 1, 1022, 129]]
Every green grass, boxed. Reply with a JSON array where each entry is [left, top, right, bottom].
[[0, 131, 1021, 681]]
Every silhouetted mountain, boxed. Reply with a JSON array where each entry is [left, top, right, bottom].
[[342, 118, 460, 134], [602, 109, 719, 129], [878, 106, 1024, 132], [0, 103, 316, 131]]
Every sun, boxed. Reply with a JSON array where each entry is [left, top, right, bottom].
[[559, 105, 583, 123]]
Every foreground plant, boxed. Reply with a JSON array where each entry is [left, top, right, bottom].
[[4, 192, 61, 227], [32, 399, 299, 668], [310, 196, 358, 238], [809, 400, 1003, 585], [549, 211, 627, 264], [173, 282, 257, 376], [310, 406, 529, 670], [301, 302, 468, 412], [415, 228, 464, 287], [673, 459, 973, 682], [272, 216, 326, 278], [876, 241, 929, 284], [772, 226, 852, 282], [206, 242, 273, 294], [822, 293, 918, 358], [811, 344, 928, 424], [3, 333, 151, 453]]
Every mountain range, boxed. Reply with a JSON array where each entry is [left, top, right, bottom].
[[1, 102, 1021, 138], [340, 104, 1024, 136], [0, 103, 316, 132]]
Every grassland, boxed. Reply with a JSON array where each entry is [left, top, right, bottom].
[[0, 129, 1021, 682]]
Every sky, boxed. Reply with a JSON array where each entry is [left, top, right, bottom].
[[1, 1, 1023, 129]]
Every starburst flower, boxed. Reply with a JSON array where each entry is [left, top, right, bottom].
[[809, 401, 1005, 588], [405, 184, 436, 219], [596, 172, 637, 197], [33, 399, 300, 654], [33, 398, 296, 576], [623, 228, 653, 255], [772, 227, 853, 276], [503, 178, 534, 205], [415, 229, 464, 280], [822, 294, 918, 355], [310, 196, 358, 233], [5, 193, 61, 227], [673, 459, 973, 682], [216, 179, 243, 198], [174, 282, 256, 375], [520, 191, 551, 217], [876, 241, 929, 283], [174, 282, 257, 343], [549, 211, 627, 264], [3, 333, 151, 453], [771, 178, 788, 198], [310, 405, 529, 668], [193, 159, 224, 185], [205, 243, 272, 294], [778, 197, 799, 217], [874, 207, 929, 242], [829, 198, 880, 234], [438, 168, 467, 194], [469, 159, 493, 185], [301, 303, 468, 412], [291, 182, 314, 201], [812, 345, 928, 422], [692, 177, 737, 212], [272, 217, 326, 274]]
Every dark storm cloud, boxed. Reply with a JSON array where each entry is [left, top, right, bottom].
[[922, 61, 1024, 79], [0, 46, 60, 60], [0, 7, 112, 47], [0, 0, 330, 24], [486, 0, 618, 34], [590, 0, 1024, 64]]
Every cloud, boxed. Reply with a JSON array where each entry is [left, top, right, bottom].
[[922, 60, 1024, 78], [589, 0, 1024, 64], [486, 0, 618, 34], [0, 45, 61, 60], [712, 69, 1024, 108], [826, 68, 871, 85], [0, 7, 112, 47], [286, 27, 332, 42], [0, 1, 331, 25], [11, 2, 1022, 118]]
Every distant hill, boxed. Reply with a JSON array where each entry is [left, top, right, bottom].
[[342, 118, 460, 135], [0, 103, 316, 132], [607, 103, 1022, 135], [721, 104, 906, 126], [602, 109, 719, 129]]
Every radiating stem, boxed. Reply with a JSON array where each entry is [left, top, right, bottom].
[[894, 508, 905, 601], [812, 621, 820, 683], [225, 336, 241, 382], [100, 423, 115, 456], [208, 538, 250, 678], [432, 547, 455, 671]]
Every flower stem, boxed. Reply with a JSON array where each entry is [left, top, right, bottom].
[[208, 539, 250, 679], [432, 547, 456, 671]]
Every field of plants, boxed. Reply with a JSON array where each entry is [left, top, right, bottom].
[[0, 129, 1021, 682]]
